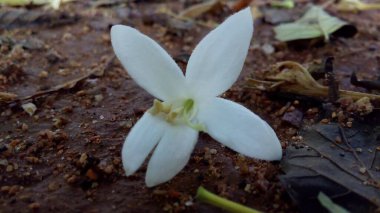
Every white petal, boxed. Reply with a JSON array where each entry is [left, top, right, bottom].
[[197, 98, 282, 160], [145, 125, 198, 187], [111, 25, 187, 101], [185, 8, 253, 98], [122, 113, 167, 176]]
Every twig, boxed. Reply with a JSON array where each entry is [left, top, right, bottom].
[[350, 72, 380, 91], [2, 56, 115, 104], [315, 129, 351, 152], [324, 56, 339, 103]]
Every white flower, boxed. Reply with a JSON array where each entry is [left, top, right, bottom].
[[111, 8, 282, 187]]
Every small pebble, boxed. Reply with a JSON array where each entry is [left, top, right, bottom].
[[21, 103, 37, 116], [67, 175, 77, 184], [79, 153, 88, 166], [104, 165, 114, 174], [86, 169, 98, 180], [119, 120, 133, 129], [38, 70, 49, 78], [184, 200, 193, 206], [94, 94, 104, 102], [6, 165, 13, 172], [261, 43, 275, 55], [48, 182, 60, 191], [359, 167, 366, 174], [209, 149, 217, 155], [320, 118, 329, 124], [25, 156, 39, 164], [244, 184, 251, 193], [28, 202, 40, 210], [0, 159, 8, 166], [21, 123, 28, 131]]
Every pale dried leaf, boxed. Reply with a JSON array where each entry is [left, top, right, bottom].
[[0, 92, 17, 102], [336, 0, 380, 12], [246, 61, 380, 101], [179, 0, 220, 19], [274, 6, 348, 42], [21, 102, 37, 116]]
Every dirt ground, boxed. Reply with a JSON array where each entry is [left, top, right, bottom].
[[1, 0, 379, 212]]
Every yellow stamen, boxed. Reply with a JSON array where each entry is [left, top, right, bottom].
[[148, 99, 206, 132]]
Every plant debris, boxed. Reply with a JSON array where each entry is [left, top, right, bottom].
[[318, 192, 349, 213], [0, 92, 17, 102], [3, 56, 113, 104], [280, 122, 380, 212], [246, 61, 380, 101], [271, 0, 295, 9], [274, 6, 355, 42], [350, 72, 380, 91], [178, 0, 221, 19], [336, 0, 380, 12], [21, 102, 37, 116]]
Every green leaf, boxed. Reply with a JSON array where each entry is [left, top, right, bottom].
[[318, 192, 350, 213], [274, 6, 348, 42]]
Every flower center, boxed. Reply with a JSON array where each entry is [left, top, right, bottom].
[[148, 98, 205, 131]]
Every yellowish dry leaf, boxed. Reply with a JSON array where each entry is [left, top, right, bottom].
[[179, 0, 221, 19], [0, 92, 18, 102], [274, 6, 348, 42], [337, 0, 380, 12]]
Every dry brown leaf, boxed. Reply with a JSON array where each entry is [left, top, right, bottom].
[[246, 61, 380, 101]]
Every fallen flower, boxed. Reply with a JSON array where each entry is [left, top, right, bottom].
[[111, 8, 282, 187]]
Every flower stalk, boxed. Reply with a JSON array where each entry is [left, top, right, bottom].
[[196, 187, 262, 213]]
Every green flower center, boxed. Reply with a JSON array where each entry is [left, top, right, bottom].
[[148, 98, 205, 131]]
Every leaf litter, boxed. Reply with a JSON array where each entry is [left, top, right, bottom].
[[274, 5, 356, 42], [336, 0, 380, 12], [246, 61, 380, 102], [280, 121, 380, 212]]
